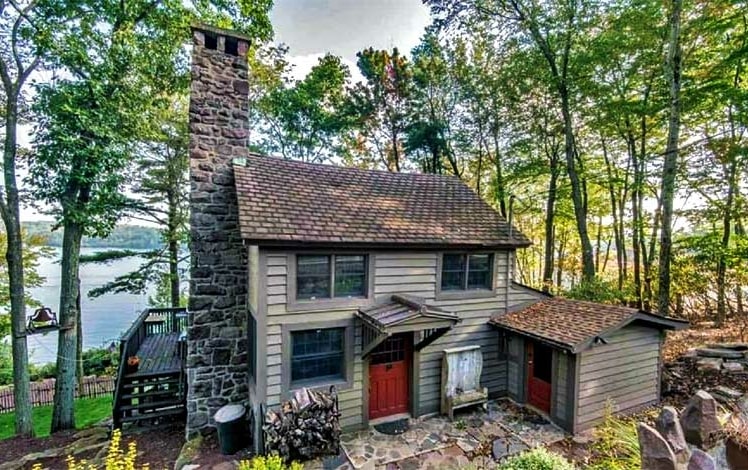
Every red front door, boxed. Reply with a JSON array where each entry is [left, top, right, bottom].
[[527, 341, 552, 414], [369, 334, 410, 420]]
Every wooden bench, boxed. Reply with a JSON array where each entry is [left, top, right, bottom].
[[441, 345, 489, 420]]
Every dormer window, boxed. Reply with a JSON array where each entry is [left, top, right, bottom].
[[441, 253, 493, 291], [296, 254, 368, 300]]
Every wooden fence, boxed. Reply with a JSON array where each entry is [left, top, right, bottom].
[[0, 376, 115, 414]]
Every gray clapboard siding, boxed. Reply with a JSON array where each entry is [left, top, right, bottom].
[[373, 252, 510, 416], [507, 282, 547, 307], [259, 249, 520, 427], [506, 333, 525, 401], [575, 325, 661, 430], [261, 253, 365, 429], [554, 352, 567, 416]]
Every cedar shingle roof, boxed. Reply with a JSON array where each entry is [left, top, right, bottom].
[[489, 297, 688, 352], [233, 154, 530, 247]]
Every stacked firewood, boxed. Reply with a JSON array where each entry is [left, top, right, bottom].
[[263, 387, 341, 461]]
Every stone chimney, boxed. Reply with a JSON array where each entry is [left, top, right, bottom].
[[187, 24, 250, 438]]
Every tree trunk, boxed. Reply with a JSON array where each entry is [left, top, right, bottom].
[[542, 158, 559, 293], [657, 0, 683, 315], [716, 59, 743, 326], [51, 220, 83, 432], [594, 215, 603, 273], [492, 132, 507, 217], [169, 237, 180, 308], [628, 130, 644, 309], [560, 92, 595, 281], [644, 199, 661, 311], [2, 97, 34, 437], [556, 230, 566, 289], [76, 281, 83, 390], [601, 134, 624, 291]]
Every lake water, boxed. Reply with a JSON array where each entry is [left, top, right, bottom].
[[27, 247, 154, 365]]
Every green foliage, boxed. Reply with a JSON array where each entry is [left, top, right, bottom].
[[348, 47, 413, 171], [27, 362, 57, 383], [238, 455, 303, 470], [256, 54, 352, 162], [0, 346, 120, 385], [0, 230, 53, 322], [82, 249, 165, 299], [81, 97, 190, 306], [564, 278, 635, 305], [0, 342, 12, 386], [242, 0, 748, 320], [148, 271, 188, 308], [588, 408, 641, 470], [498, 447, 576, 470]]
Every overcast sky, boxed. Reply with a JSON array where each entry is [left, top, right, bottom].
[[271, 0, 431, 81]]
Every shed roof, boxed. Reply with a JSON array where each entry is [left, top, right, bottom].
[[489, 297, 688, 353], [233, 154, 530, 247], [356, 294, 459, 332]]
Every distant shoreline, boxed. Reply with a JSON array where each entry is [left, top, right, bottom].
[[23, 221, 162, 250]]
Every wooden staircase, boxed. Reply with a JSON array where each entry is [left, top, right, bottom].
[[113, 308, 188, 429]]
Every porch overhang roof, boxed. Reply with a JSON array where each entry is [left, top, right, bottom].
[[356, 295, 460, 357], [356, 294, 460, 333]]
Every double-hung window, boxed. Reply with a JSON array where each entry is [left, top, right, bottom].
[[296, 254, 367, 300], [440, 253, 494, 291]]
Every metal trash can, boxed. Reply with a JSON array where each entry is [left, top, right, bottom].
[[214, 404, 248, 455]]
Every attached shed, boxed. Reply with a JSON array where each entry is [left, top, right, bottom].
[[490, 297, 688, 433]]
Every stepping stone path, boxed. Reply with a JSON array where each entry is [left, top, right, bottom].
[[306, 400, 565, 470]]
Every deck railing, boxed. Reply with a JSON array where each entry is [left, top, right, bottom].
[[112, 307, 187, 428]]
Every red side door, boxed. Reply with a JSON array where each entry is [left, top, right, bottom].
[[527, 341, 552, 414], [369, 334, 410, 420]]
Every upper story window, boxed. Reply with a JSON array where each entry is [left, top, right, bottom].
[[441, 253, 494, 291], [296, 254, 367, 300]]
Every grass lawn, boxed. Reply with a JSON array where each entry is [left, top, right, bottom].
[[0, 395, 112, 440]]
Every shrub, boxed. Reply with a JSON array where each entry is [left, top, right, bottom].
[[588, 406, 641, 470], [29, 361, 57, 381], [498, 447, 576, 470], [27, 346, 120, 382], [564, 277, 634, 305], [238, 455, 303, 470], [31, 429, 150, 470]]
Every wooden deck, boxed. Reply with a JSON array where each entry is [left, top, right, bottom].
[[126, 332, 184, 379], [113, 308, 188, 429]]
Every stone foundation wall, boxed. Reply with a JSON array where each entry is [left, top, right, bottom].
[[186, 25, 251, 438]]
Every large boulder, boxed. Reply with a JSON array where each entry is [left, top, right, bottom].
[[680, 391, 721, 449], [638, 423, 679, 470], [656, 406, 690, 466], [687, 449, 716, 470]]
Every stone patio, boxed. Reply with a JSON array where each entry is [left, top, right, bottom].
[[305, 399, 566, 470]]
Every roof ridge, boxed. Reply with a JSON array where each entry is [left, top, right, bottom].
[[245, 152, 464, 182]]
